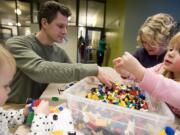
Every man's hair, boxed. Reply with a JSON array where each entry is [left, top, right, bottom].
[[137, 13, 178, 47], [38, 1, 71, 29]]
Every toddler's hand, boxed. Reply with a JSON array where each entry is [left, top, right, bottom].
[[33, 100, 50, 116], [23, 104, 30, 117]]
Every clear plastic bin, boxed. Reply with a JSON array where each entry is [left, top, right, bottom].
[[64, 76, 175, 135]]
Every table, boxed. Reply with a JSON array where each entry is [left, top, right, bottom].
[[13, 83, 68, 134], [40, 83, 67, 105], [6, 67, 180, 134]]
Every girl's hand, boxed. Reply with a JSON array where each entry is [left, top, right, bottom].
[[113, 52, 145, 82], [113, 57, 130, 78], [33, 100, 50, 116]]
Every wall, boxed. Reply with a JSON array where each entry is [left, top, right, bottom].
[[124, 0, 180, 54], [105, 0, 180, 67], [30, 0, 180, 65], [105, 0, 126, 67]]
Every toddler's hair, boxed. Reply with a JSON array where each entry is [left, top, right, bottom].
[[137, 13, 178, 47], [162, 32, 180, 79], [0, 44, 16, 73]]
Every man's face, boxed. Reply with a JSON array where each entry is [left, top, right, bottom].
[[43, 12, 68, 43]]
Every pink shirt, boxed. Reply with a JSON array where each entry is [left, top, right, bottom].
[[139, 63, 180, 117]]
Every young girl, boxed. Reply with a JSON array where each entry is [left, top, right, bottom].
[[134, 13, 178, 68], [0, 45, 50, 134], [113, 32, 180, 117]]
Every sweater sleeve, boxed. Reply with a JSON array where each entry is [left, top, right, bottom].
[[6, 37, 98, 83], [139, 69, 180, 110], [3, 109, 25, 128]]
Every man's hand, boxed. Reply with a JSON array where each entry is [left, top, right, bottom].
[[97, 67, 115, 88]]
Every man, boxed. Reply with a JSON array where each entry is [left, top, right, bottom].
[[6, 1, 113, 103]]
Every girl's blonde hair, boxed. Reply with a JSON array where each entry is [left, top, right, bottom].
[[137, 13, 178, 47], [0, 44, 16, 74], [169, 32, 180, 48], [162, 32, 180, 79]]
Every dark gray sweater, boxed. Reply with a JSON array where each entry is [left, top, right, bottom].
[[6, 34, 98, 103], [133, 47, 166, 68]]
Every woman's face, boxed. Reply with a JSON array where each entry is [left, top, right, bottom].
[[0, 63, 14, 106], [141, 34, 166, 56]]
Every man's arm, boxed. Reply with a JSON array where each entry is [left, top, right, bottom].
[[6, 37, 98, 83]]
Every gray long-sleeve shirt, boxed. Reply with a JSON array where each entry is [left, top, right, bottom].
[[6, 34, 98, 103]]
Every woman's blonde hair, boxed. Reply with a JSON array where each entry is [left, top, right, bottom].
[[162, 32, 180, 79], [0, 44, 16, 74], [137, 13, 178, 47]]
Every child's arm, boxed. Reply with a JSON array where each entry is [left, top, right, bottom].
[[139, 69, 180, 110], [113, 52, 180, 110], [1, 109, 25, 128]]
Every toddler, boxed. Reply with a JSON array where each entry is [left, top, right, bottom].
[[0, 45, 50, 134]]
